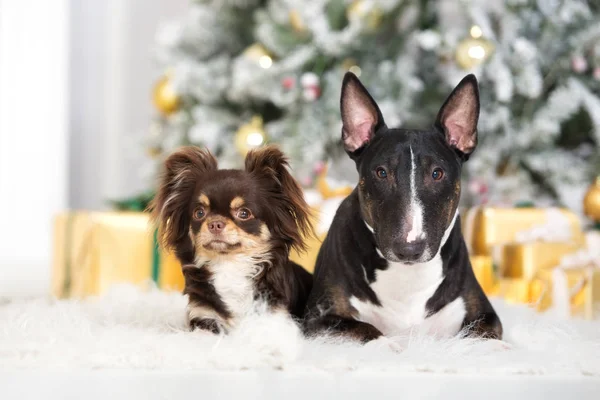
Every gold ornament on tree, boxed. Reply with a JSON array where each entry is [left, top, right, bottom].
[[316, 164, 353, 199], [243, 43, 273, 69], [289, 10, 306, 33], [152, 72, 180, 116], [342, 58, 362, 77], [146, 122, 164, 159], [235, 116, 267, 156], [347, 0, 383, 32], [455, 25, 495, 70], [583, 176, 600, 224]]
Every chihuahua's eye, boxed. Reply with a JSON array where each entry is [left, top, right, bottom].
[[193, 206, 206, 220], [236, 208, 252, 220], [375, 167, 388, 179], [432, 168, 444, 181]]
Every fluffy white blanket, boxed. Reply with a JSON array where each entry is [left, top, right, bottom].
[[1, 284, 599, 378]]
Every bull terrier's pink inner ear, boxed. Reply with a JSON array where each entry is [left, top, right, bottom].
[[340, 73, 383, 153], [436, 74, 480, 155]]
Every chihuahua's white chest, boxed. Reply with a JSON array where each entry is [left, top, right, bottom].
[[349, 255, 466, 337], [187, 257, 263, 331], [209, 259, 261, 319]]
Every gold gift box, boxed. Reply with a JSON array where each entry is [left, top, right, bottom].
[[534, 267, 600, 319], [500, 241, 583, 280], [52, 211, 184, 299], [498, 279, 535, 304], [470, 255, 498, 295], [289, 207, 325, 274], [463, 207, 584, 256]]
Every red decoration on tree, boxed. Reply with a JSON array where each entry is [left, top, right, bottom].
[[282, 76, 296, 90], [571, 56, 588, 73], [301, 72, 321, 101]]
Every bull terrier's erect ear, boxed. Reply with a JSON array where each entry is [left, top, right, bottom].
[[435, 74, 480, 156], [340, 72, 385, 156]]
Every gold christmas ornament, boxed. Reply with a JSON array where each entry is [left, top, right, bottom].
[[342, 58, 362, 77], [347, 0, 383, 31], [235, 116, 267, 156], [243, 43, 273, 69], [583, 176, 600, 223], [455, 25, 495, 70], [146, 146, 163, 159], [152, 74, 180, 116], [342, 58, 357, 70], [316, 165, 353, 199], [289, 10, 306, 33]]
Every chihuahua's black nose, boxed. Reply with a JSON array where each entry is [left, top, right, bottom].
[[393, 240, 426, 261], [208, 220, 225, 234]]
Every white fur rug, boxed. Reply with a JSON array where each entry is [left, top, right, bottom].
[[1, 284, 599, 377]]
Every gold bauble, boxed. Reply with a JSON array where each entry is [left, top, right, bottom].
[[147, 146, 163, 159], [243, 43, 273, 69], [341, 58, 362, 77], [347, 0, 383, 31], [455, 36, 495, 70], [289, 10, 306, 33], [152, 74, 180, 116], [235, 116, 267, 156], [583, 176, 600, 222], [316, 164, 353, 199]]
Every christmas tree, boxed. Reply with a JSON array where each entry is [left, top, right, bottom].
[[147, 0, 600, 213]]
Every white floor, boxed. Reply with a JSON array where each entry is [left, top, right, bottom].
[[1, 284, 599, 399], [1, 370, 599, 400]]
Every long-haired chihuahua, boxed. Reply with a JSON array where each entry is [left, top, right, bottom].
[[150, 145, 314, 334]]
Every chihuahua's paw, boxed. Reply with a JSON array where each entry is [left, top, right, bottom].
[[189, 318, 225, 335], [364, 336, 403, 353]]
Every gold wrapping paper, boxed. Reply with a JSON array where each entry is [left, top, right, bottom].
[[52, 212, 184, 299], [540, 267, 600, 319], [497, 279, 534, 304], [289, 207, 325, 273], [500, 241, 583, 280], [462, 207, 584, 256], [470, 255, 498, 295]]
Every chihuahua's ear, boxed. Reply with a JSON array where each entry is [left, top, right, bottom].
[[149, 146, 217, 249], [340, 72, 385, 157], [245, 145, 314, 252], [435, 74, 480, 157]]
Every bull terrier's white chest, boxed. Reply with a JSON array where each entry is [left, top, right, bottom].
[[349, 255, 466, 337]]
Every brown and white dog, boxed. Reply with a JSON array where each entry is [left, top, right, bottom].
[[150, 145, 314, 334]]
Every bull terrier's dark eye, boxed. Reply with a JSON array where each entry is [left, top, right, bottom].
[[375, 167, 388, 179], [432, 168, 444, 181]]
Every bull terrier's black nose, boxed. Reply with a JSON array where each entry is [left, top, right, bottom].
[[393, 240, 426, 261]]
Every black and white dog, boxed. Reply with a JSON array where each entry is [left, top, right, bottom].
[[303, 72, 502, 343]]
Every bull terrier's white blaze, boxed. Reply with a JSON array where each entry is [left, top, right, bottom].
[[406, 146, 425, 243]]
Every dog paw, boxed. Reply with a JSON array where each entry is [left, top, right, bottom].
[[189, 318, 225, 334], [364, 336, 403, 353]]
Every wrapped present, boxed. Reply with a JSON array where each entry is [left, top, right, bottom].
[[512, 231, 600, 318], [499, 241, 583, 280], [497, 278, 535, 304], [470, 255, 498, 295], [52, 211, 184, 299], [290, 186, 349, 273], [531, 267, 600, 319], [289, 207, 325, 274], [462, 207, 584, 256]]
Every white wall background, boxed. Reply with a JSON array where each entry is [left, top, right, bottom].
[[0, 0, 69, 296], [70, 0, 187, 209], [0, 0, 187, 296]]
